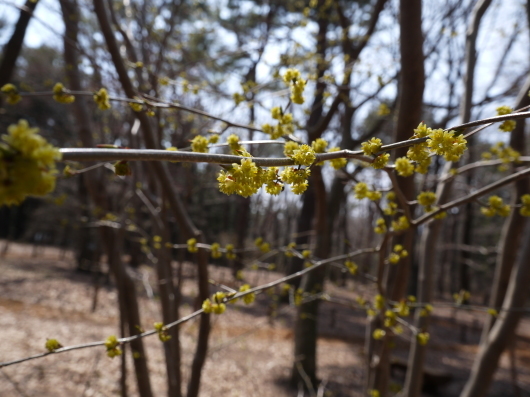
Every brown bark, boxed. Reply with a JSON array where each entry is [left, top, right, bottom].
[[91, 2, 211, 395], [403, 1, 492, 395], [0, 0, 38, 90], [59, 1, 154, 396], [291, 166, 329, 389], [460, 223, 530, 397], [481, 76, 530, 341], [368, 2, 424, 396]]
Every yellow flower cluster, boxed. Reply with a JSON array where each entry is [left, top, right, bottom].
[[114, 160, 131, 176], [210, 242, 222, 258], [372, 328, 386, 340], [374, 218, 387, 234], [285, 242, 296, 257], [225, 243, 236, 260], [391, 215, 410, 231], [354, 182, 381, 201], [233, 92, 246, 105], [218, 158, 268, 197], [154, 322, 171, 342], [344, 259, 358, 275], [191, 135, 209, 153], [374, 294, 385, 310], [406, 123, 432, 173], [238, 284, 256, 305], [226, 134, 242, 153], [283, 141, 299, 157], [129, 101, 144, 112], [520, 194, 530, 217], [453, 289, 471, 305], [481, 142, 520, 171], [262, 107, 295, 139], [282, 68, 306, 104], [202, 291, 227, 314], [311, 138, 328, 153], [427, 128, 467, 162], [417, 191, 437, 212], [388, 244, 408, 264], [187, 237, 198, 253], [52, 83, 75, 104], [254, 237, 270, 253], [104, 335, 122, 358], [361, 137, 383, 156], [372, 153, 390, 169], [327, 147, 347, 169], [45, 338, 62, 352], [416, 332, 430, 346], [496, 105, 516, 132], [93, 88, 111, 110], [394, 157, 415, 177], [360, 138, 390, 168], [290, 144, 316, 166], [420, 303, 433, 317], [1, 120, 61, 206], [1, 83, 22, 105], [280, 166, 311, 194], [294, 288, 304, 306], [383, 191, 398, 215], [481, 195, 510, 217]]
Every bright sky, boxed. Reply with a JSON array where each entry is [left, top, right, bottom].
[[0, 0, 64, 48]]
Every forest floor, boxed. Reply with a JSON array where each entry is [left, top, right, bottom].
[[0, 240, 530, 397]]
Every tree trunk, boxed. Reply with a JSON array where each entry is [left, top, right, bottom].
[[0, 0, 39, 91], [460, 221, 530, 397], [60, 1, 154, 395]]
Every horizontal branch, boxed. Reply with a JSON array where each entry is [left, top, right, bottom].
[[60, 148, 373, 166], [414, 166, 530, 226], [0, 246, 376, 369]]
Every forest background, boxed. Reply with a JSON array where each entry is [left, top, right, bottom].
[[1, 0, 530, 396]]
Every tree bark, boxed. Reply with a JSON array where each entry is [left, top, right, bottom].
[[60, 1, 154, 396], [91, 1, 211, 395], [369, 1, 424, 395], [460, 221, 530, 397], [0, 0, 38, 91]]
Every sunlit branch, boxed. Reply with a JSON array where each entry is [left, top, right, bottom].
[[414, 166, 530, 226]]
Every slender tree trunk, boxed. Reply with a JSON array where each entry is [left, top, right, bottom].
[[368, 2, 424, 396], [403, 1, 491, 395], [91, 2, 211, 395], [60, 1, 154, 396], [291, 166, 329, 389], [481, 75, 530, 342], [0, 0, 38, 91], [460, 221, 530, 397]]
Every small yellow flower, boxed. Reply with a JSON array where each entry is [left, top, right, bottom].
[[93, 88, 111, 110], [239, 284, 255, 304], [344, 260, 358, 275], [417, 332, 430, 346], [225, 244, 236, 260], [105, 335, 122, 358], [361, 137, 383, 156], [291, 144, 316, 166], [191, 135, 209, 153], [45, 338, 62, 352], [154, 322, 171, 342], [1, 83, 22, 104], [187, 238, 198, 253], [496, 106, 516, 132], [52, 83, 75, 104]]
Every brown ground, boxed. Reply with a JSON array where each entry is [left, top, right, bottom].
[[0, 240, 529, 397]]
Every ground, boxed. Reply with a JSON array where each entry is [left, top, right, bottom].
[[0, 240, 529, 397]]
